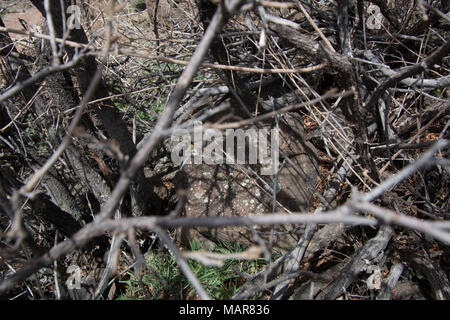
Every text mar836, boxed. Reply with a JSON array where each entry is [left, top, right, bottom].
[[178, 304, 270, 317]]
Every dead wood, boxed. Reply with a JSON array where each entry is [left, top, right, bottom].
[[0, 0, 449, 300]]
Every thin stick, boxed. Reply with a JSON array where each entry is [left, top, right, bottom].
[[294, 0, 336, 52], [153, 226, 211, 300]]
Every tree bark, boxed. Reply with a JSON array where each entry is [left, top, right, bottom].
[[29, 0, 162, 216]]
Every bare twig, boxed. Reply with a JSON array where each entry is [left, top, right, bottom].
[[365, 39, 450, 114]]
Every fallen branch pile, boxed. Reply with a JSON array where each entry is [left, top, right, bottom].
[[0, 0, 449, 300]]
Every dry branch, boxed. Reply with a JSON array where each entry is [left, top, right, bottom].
[[1, 0, 449, 301]]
